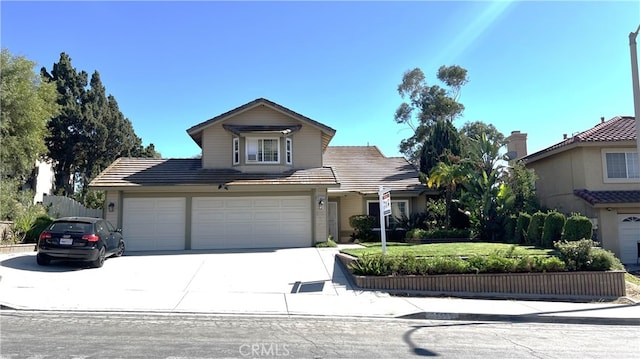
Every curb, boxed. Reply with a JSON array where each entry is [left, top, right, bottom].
[[397, 311, 640, 326]]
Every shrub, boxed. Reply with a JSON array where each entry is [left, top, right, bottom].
[[405, 228, 471, 240], [527, 211, 547, 246], [561, 214, 592, 241], [10, 203, 47, 243], [554, 239, 620, 271], [515, 213, 531, 244], [349, 253, 394, 276], [24, 215, 54, 243], [349, 215, 376, 242], [316, 236, 337, 248], [541, 211, 566, 248], [504, 215, 518, 244]]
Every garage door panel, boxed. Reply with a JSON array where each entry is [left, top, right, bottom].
[[619, 215, 640, 264], [191, 196, 311, 250], [123, 198, 185, 251]]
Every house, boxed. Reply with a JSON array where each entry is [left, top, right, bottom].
[[513, 116, 640, 264], [90, 98, 427, 251]]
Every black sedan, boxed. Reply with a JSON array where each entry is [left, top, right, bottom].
[[37, 217, 125, 268]]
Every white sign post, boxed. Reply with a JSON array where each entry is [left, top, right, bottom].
[[379, 186, 391, 254]]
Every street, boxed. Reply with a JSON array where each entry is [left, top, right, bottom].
[[1, 311, 638, 358]]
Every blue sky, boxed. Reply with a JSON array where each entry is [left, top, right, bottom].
[[2, 1, 639, 159]]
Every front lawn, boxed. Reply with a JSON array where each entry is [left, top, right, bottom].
[[341, 242, 555, 258]]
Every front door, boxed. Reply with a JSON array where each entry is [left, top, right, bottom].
[[328, 202, 338, 242]]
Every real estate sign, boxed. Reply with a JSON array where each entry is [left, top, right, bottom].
[[378, 186, 391, 254]]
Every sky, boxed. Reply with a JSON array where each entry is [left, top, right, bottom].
[[2, 1, 639, 160]]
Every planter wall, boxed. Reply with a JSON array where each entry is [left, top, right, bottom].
[[337, 253, 626, 300], [0, 243, 36, 254]]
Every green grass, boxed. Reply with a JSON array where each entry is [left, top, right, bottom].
[[341, 242, 555, 258], [625, 273, 640, 286]]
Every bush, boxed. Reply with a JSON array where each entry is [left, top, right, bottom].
[[554, 239, 621, 271], [504, 215, 518, 244], [405, 228, 471, 240], [515, 213, 531, 244], [316, 236, 338, 248], [527, 212, 547, 246], [541, 211, 566, 248], [24, 215, 54, 243], [349, 215, 376, 242], [561, 214, 593, 241]]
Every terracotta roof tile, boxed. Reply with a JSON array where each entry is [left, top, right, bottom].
[[89, 158, 338, 188], [524, 116, 636, 161], [574, 188, 640, 205], [323, 146, 427, 195]]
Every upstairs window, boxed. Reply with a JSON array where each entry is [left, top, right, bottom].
[[233, 137, 239, 165], [286, 138, 292, 165], [605, 151, 639, 180], [246, 138, 279, 163]]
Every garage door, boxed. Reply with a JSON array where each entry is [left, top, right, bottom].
[[619, 215, 640, 264], [192, 196, 311, 249], [123, 198, 186, 251]]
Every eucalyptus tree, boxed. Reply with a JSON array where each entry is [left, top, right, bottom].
[[394, 65, 468, 174]]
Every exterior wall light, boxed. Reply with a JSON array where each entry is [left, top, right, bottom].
[[108, 202, 115, 212]]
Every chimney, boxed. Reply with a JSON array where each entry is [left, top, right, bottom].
[[600, 116, 605, 123], [506, 130, 528, 161], [563, 134, 568, 140]]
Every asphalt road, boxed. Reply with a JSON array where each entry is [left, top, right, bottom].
[[1, 311, 639, 358]]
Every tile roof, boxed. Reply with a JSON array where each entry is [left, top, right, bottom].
[[524, 116, 637, 162], [323, 146, 427, 195], [573, 188, 640, 205], [186, 98, 336, 150], [89, 158, 338, 188]]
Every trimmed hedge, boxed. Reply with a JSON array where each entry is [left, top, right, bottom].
[[527, 211, 547, 246], [515, 213, 531, 244], [406, 228, 471, 240], [541, 211, 566, 248], [561, 214, 593, 241], [349, 215, 376, 242], [554, 239, 623, 271]]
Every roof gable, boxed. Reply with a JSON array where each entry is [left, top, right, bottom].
[[524, 116, 636, 162], [186, 98, 336, 150], [323, 146, 427, 195]]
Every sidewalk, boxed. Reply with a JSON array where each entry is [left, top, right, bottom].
[[0, 246, 638, 325]]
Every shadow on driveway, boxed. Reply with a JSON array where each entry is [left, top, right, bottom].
[[122, 247, 279, 257], [1, 254, 90, 272]]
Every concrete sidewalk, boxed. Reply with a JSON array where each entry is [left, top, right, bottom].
[[0, 247, 638, 325]]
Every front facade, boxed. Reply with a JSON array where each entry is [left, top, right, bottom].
[[520, 116, 640, 264], [90, 98, 427, 250]]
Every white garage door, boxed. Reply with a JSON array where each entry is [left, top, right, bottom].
[[619, 215, 640, 264], [192, 196, 311, 249], [123, 198, 186, 251]]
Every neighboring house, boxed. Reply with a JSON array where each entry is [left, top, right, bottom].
[[90, 98, 427, 251], [28, 160, 55, 204], [514, 116, 640, 264]]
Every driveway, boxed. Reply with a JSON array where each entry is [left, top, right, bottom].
[[0, 246, 404, 315]]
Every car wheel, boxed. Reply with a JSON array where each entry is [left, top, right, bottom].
[[114, 241, 125, 257], [36, 253, 51, 266], [91, 246, 106, 268]]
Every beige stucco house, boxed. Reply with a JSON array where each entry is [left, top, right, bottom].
[[513, 116, 640, 264], [90, 98, 427, 251]]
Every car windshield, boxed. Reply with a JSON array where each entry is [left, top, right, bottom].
[[49, 222, 91, 233]]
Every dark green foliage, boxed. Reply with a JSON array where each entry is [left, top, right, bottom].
[[420, 120, 462, 175], [24, 215, 54, 243], [504, 215, 518, 243], [316, 237, 338, 248], [515, 213, 531, 244], [348, 251, 566, 276], [503, 161, 540, 216], [527, 212, 547, 246], [405, 228, 471, 240], [541, 211, 566, 248], [554, 239, 622, 271], [424, 198, 446, 229], [561, 214, 593, 241], [349, 215, 376, 242]]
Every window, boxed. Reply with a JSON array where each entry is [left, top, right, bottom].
[[367, 200, 409, 228], [604, 151, 639, 180], [246, 138, 279, 163], [286, 138, 292, 165], [233, 137, 239, 165]]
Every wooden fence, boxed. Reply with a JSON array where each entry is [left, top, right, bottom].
[[42, 195, 102, 218]]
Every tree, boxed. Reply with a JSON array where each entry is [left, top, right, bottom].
[[0, 49, 58, 182], [394, 65, 468, 173], [41, 52, 88, 195], [459, 121, 505, 161], [42, 52, 160, 203], [503, 160, 539, 215], [427, 161, 468, 229]]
